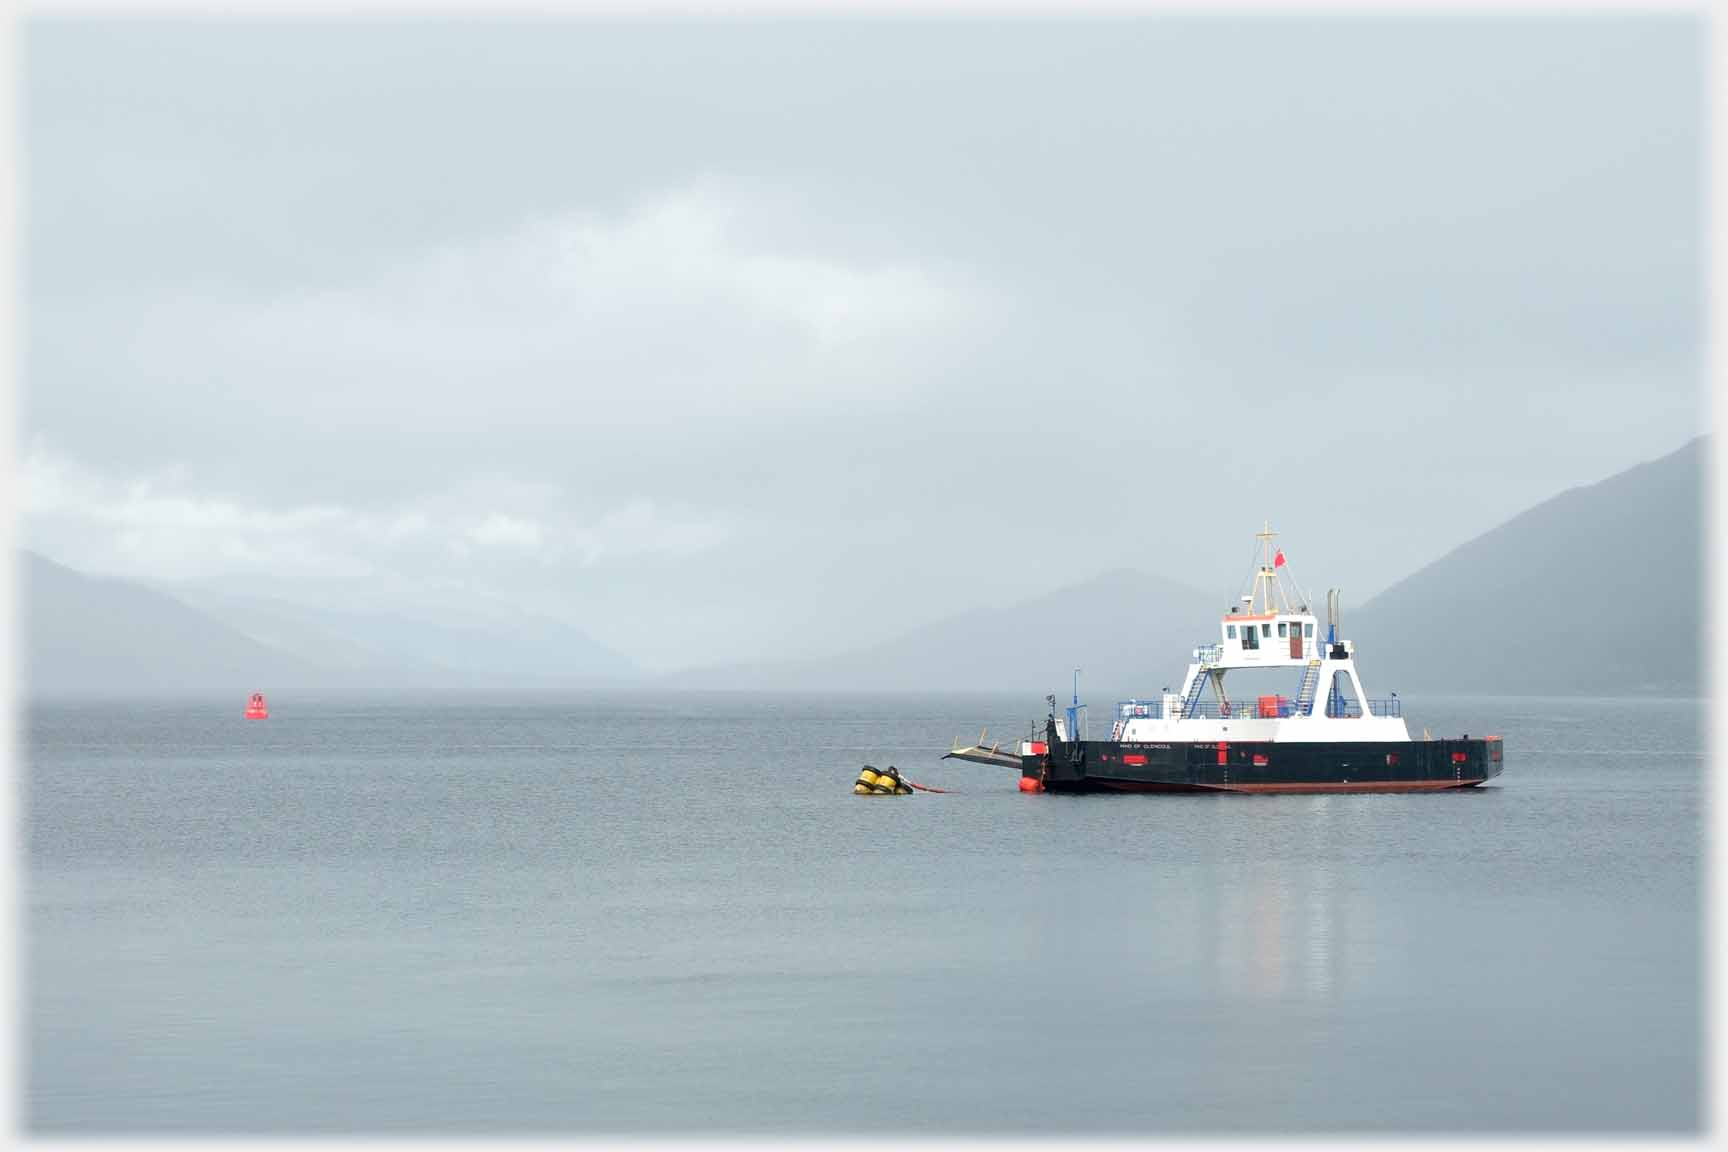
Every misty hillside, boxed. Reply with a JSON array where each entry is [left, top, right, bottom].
[[21, 552, 635, 698], [665, 569, 1224, 699], [182, 591, 634, 687], [670, 437, 1705, 699], [20, 437, 1705, 701], [21, 551, 324, 698], [1350, 437, 1704, 695]]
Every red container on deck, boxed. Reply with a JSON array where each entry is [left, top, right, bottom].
[[1257, 695, 1279, 718]]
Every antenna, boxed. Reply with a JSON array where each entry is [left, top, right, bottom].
[[1066, 669, 1086, 743], [1248, 521, 1298, 615]]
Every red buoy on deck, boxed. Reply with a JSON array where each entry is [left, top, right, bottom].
[[244, 693, 269, 720]]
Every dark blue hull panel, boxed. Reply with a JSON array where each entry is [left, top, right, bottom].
[[1023, 733, 1503, 794]]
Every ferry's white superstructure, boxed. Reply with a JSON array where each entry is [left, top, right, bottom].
[[1111, 524, 1409, 746], [987, 524, 1503, 795]]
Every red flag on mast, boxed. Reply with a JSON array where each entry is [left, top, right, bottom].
[[1273, 550, 1286, 568]]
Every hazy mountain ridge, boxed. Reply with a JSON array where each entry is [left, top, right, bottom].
[[659, 568, 1223, 699], [21, 551, 326, 698], [1350, 436, 1703, 695], [666, 437, 1706, 697], [21, 552, 635, 699], [181, 590, 634, 687], [20, 437, 1705, 699]]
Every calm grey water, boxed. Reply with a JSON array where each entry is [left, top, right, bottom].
[[25, 692, 1701, 1134]]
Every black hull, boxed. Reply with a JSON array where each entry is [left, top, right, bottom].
[[1021, 730, 1502, 794]]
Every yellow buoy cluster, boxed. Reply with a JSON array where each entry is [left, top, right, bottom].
[[854, 764, 912, 795]]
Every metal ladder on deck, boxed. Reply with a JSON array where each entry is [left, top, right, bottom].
[[1181, 665, 1213, 719], [1294, 659, 1323, 716]]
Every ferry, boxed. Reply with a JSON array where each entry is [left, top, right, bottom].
[[950, 525, 1503, 794]]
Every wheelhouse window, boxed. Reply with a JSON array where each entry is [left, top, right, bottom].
[[1241, 625, 1259, 650], [1304, 622, 1314, 637], [1226, 625, 1237, 639], [1277, 622, 1288, 637], [1261, 623, 1271, 638]]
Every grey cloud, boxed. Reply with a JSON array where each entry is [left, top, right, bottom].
[[23, 16, 1705, 670]]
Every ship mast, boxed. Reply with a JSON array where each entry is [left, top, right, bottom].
[[1251, 521, 1293, 615]]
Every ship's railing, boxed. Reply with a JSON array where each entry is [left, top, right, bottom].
[[1120, 699, 1301, 721], [1192, 643, 1223, 665], [1118, 697, 1403, 721], [1324, 698, 1403, 718], [1180, 700, 1300, 719]]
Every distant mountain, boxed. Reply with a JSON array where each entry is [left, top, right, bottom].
[[21, 550, 323, 698], [668, 437, 1706, 700], [1350, 437, 1704, 695], [21, 551, 635, 698], [664, 568, 1222, 699], [181, 591, 635, 688], [23, 436, 1703, 700]]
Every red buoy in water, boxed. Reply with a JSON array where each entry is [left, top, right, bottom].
[[1018, 776, 1042, 793], [244, 693, 269, 720]]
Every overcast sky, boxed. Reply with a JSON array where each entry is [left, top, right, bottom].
[[21, 15, 1704, 669]]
